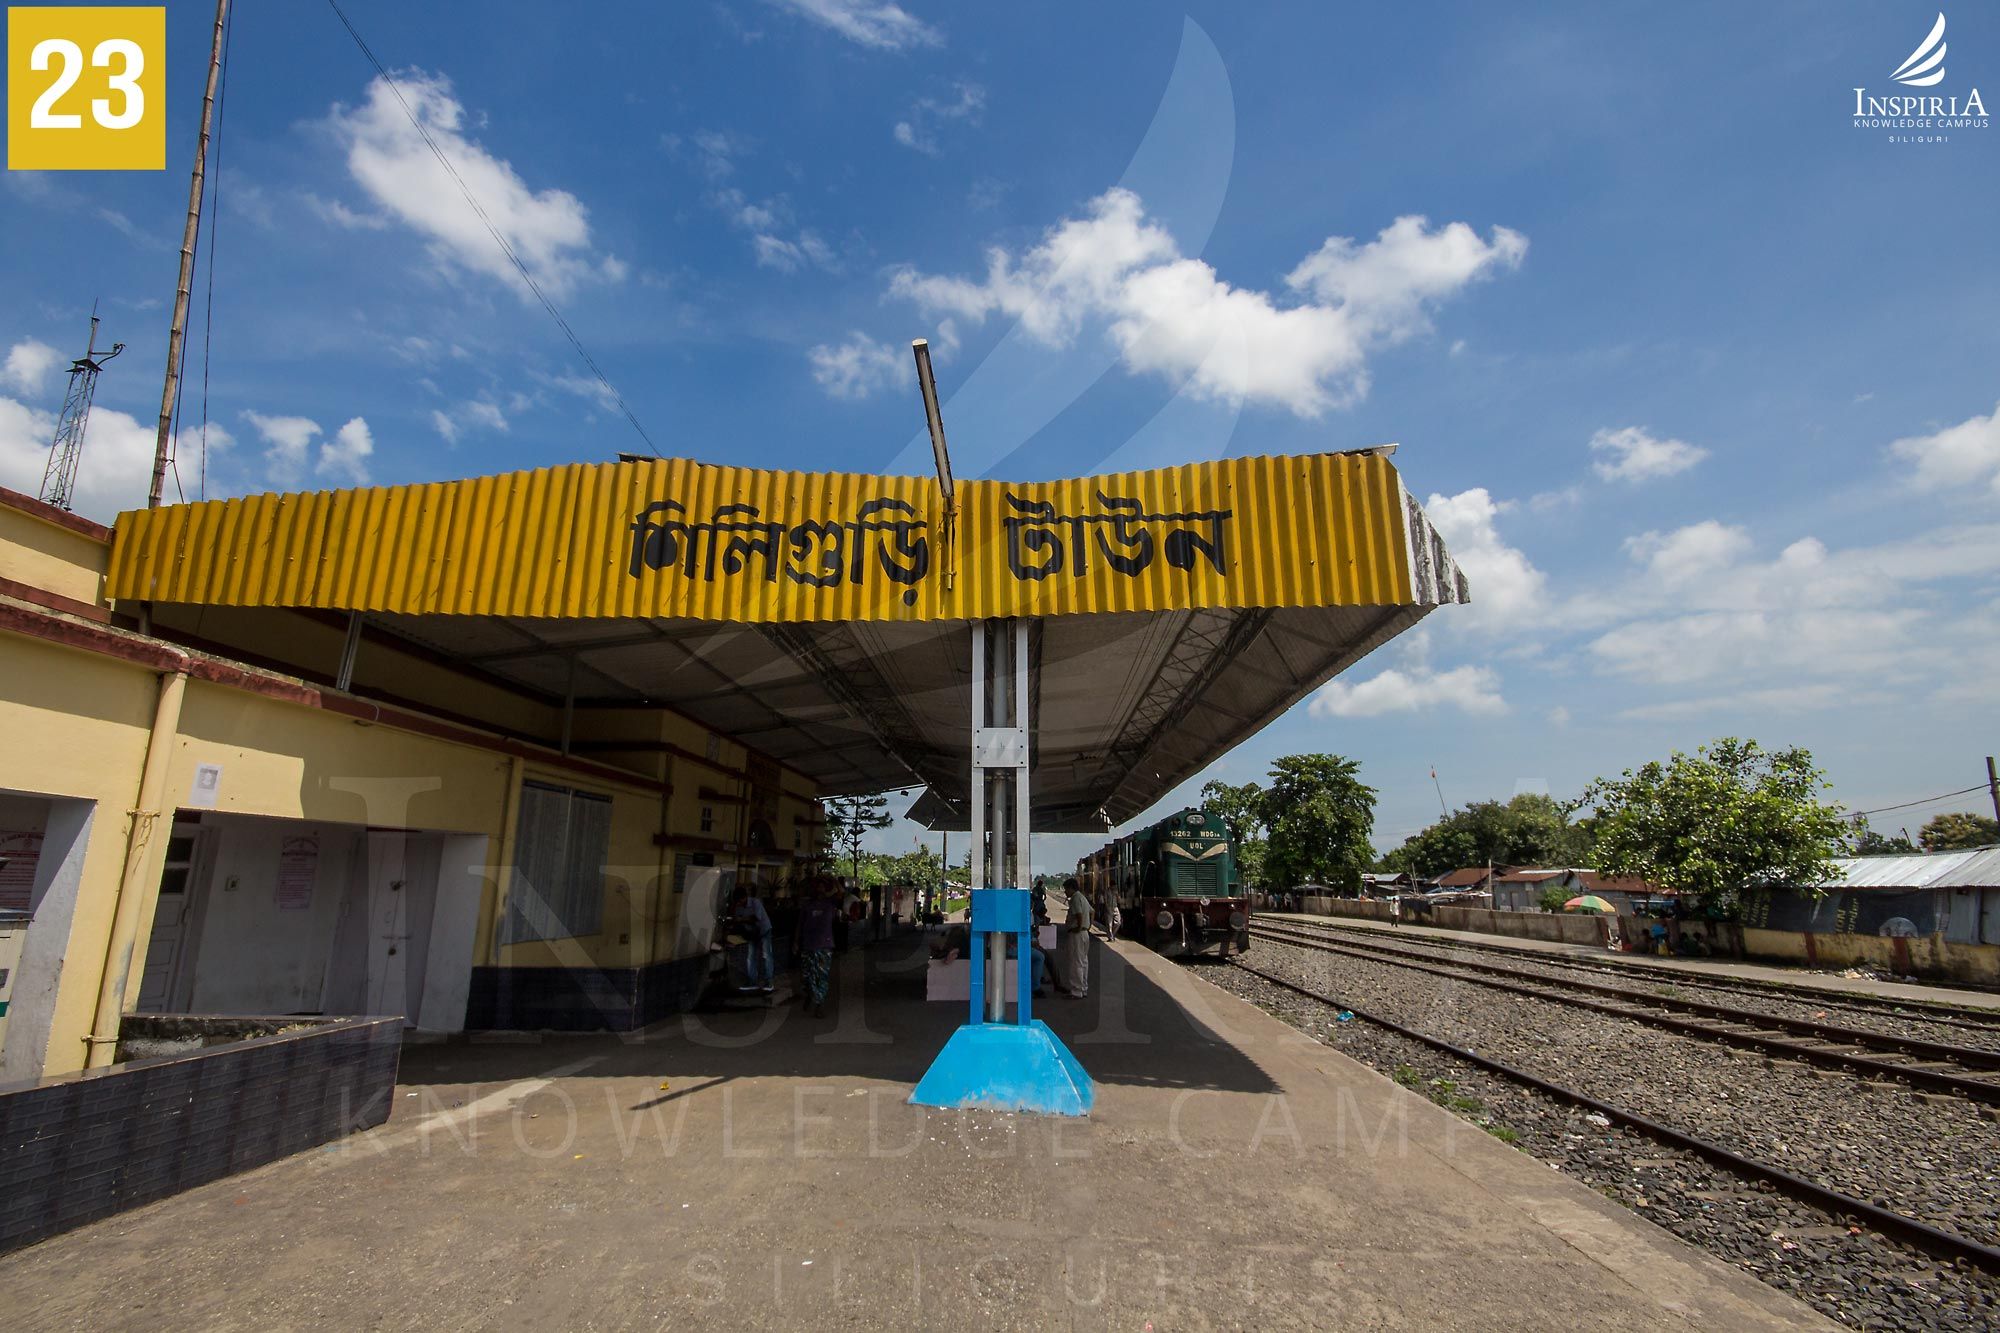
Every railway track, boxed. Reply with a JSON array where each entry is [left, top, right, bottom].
[[1247, 920, 2000, 1105], [1225, 953, 2000, 1279], [1263, 912, 2000, 1039]]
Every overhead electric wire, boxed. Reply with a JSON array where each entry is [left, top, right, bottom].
[[1850, 783, 1990, 819], [323, 0, 661, 457]]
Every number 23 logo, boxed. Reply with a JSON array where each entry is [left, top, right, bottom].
[[31, 37, 145, 130]]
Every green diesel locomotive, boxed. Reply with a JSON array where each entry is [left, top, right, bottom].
[[1077, 807, 1250, 958]]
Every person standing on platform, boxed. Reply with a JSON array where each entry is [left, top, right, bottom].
[[796, 879, 839, 1017], [733, 886, 774, 993], [1062, 876, 1093, 998]]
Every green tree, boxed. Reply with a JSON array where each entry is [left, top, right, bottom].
[[824, 794, 893, 887], [881, 845, 942, 885], [1200, 780, 1265, 844], [1919, 811, 2000, 852], [1380, 793, 1595, 877], [1258, 754, 1376, 894], [1576, 738, 1847, 918], [1202, 778, 1269, 888], [1537, 883, 1572, 913], [1847, 814, 1917, 856]]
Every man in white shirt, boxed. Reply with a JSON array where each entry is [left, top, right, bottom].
[[1063, 876, 1093, 998]]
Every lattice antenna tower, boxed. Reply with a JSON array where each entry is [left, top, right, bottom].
[[38, 309, 125, 511]]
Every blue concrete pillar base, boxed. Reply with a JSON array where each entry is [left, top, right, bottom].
[[909, 1019, 1095, 1116]]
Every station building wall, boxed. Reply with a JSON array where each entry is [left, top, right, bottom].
[[0, 490, 828, 1081]]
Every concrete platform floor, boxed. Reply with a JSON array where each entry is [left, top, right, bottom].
[[1265, 911, 2000, 1011], [0, 935, 1833, 1331]]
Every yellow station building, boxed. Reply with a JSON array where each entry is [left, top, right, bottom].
[[0, 450, 1463, 1084]]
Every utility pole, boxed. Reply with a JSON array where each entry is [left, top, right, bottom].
[[148, 0, 230, 510], [38, 309, 124, 511], [1987, 756, 1999, 828]]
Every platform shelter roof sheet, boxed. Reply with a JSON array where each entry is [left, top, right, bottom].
[[106, 452, 1467, 829]]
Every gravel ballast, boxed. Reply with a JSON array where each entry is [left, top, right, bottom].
[[1202, 940, 2000, 1332], [1264, 916, 2000, 1054]]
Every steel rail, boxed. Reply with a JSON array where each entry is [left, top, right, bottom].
[[1248, 923, 2000, 1104], [1254, 922, 2000, 1062], [1265, 913, 2000, 1033], [1227, 957, 2000, 1276]]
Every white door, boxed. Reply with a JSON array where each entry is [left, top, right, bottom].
[[364, 833, 411, 1021], [136, 827, 202, 1012]]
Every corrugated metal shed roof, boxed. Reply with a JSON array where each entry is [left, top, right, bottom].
[[106, 452, 1429, 624], [1827, 848, 2000, 890], [104, 450, 1470, 831]]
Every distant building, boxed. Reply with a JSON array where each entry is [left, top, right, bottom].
[[1743, 848, 2000, 941], [1435, 866, 1667, 913]]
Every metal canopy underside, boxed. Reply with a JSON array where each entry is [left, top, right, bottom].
[[113, 450, 1471, 831], [364, 601, 1437, 832]]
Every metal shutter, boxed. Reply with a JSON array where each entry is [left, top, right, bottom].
[[502, 783, 609, 943]]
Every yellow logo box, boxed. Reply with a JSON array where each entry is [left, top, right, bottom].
[[8, 6, 165, 170]]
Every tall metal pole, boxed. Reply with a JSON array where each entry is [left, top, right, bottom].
[[1987, 756, 2000, 829], [985, 621, 1009, 1023], [149, 0, 230, 510]]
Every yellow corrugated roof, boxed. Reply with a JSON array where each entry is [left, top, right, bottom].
[[107, 452, 1427, 624]]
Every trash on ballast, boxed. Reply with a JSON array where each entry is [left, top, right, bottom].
[[1584, 1112, 1612, 1128], [1336, 1011, 1354, 1022]]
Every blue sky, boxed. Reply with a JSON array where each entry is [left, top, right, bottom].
[[4, 1, 1997, 867]]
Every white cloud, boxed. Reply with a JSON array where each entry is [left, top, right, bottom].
[[1621, 520, 1753, 585], [1546, 705, 1571, 727], [0, 393, 170, 520], [1616, 684, 1848, 722], [302, 192, 390, 231], [885, 189, 1524, 417], [709, 187, 836, 273], [242, 411, 321, 488], [1423, 487, 1547, 627], [1309, 664, 1508, 718], [540, 371, 620, 414], [326, 70, 621, 300], [1286, 215, 1529, 342], [1589, 425, 1707, 482], [429, 398, 510, 445], [664, 129, 746, 181], [808, 332, 906, 400], [1, 339, 62, 396], [1890, 400, 2000, 495], [766, 0, 940, 50], [892, 81, 985, 155], [319, 418, 374, 485], [462, 400, 508, 432], [1583, 520, 2000, 690]]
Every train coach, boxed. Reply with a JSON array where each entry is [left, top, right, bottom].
[[1079, 807, 1251, 958]]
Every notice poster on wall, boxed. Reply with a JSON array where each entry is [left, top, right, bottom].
[[0, 831, 44, 914], [276, 835, 318, 911]]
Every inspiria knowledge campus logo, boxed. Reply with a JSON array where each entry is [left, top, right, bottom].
[[1853, 12, 1988, 142]]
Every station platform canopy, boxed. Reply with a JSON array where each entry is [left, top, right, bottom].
[[107, 451, 1466, 831]]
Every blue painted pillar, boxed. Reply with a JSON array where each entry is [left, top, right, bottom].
[[911, 618, 1092, 1115]]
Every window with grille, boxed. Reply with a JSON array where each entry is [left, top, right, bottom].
[[699, 805, 714, 834], [502, 782, 611, 943]]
